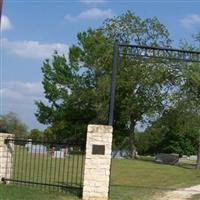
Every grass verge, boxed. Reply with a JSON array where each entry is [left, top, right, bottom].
[[1, 158, 200, 199]]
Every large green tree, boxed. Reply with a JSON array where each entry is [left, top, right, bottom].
[[36, 11, 174, 154]]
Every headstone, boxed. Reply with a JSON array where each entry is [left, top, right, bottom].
[[155, 153, 179, 164], [25, 139, 32, 150], [27, 144, 47, 154], [182, 155, 188, 159], [53, 150, 64, 158], [179, 155, 189, 162], [189, 155, 197, 161], [112, 150, 128, 159], [63, 147, 68, 156]]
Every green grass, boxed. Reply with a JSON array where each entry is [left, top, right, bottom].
[[2, 157, 200, 199], [190, 194, 200, 200], [110, 158, 200, 200], [0, 184, 79, 200]]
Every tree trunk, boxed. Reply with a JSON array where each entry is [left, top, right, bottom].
[[129, 130, 137, 159], [129, 117, 137, 159], [197, 135, 200, 169]]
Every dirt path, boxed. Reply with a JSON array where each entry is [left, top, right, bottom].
[[156, 185, 200, 200]]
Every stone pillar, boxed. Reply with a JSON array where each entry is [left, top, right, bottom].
[[0, 133, 14, 183], [82, 124, 113, 200]]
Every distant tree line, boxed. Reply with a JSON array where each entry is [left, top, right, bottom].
[[0, 112, 54, 141]]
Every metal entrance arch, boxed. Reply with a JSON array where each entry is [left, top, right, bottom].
[[108, 42, 200, 126]]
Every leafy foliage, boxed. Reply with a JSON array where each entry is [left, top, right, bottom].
[[0, 112, 28, 138], [137, 33, 200, 157], [137, 102, 200, 156], [29, 128, 43, 140], [36, 11, 173, 149]]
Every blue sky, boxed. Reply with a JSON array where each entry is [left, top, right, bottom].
[[1, 0, 200, 130]]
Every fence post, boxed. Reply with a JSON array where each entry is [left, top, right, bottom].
[[0, 133, 14, 183], [82, 124, 113, 200]]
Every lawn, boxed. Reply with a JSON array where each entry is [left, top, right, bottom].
[[110, 158, 200, 200], [0, 184, 79, 200], [1, 158, 200, 200], [191, 194, 200, 200]]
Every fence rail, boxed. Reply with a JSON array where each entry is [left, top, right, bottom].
[[2, 138, 85, 194]]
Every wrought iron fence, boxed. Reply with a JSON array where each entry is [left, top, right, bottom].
[[2, 138, 85, 194]]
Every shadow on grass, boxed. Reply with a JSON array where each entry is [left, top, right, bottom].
[[138, 156, 197, 170], [0, 183, 81, 200], [109, 184, 174, 200], [55, 181, 82, 198], [111, 184, 176, 191], [3, 181, 82, 199], [176, 163, 197, 170], [138, 156, 155, 162]]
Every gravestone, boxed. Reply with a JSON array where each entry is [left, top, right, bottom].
[[155, 153, 179, 165], [179, 155, 189, 162], [112, 150, 128, 159], [25, 140, 47, 154], [189, 155, 197, 161], [27, 144, 47, 154], [53, 150, 64, 158]]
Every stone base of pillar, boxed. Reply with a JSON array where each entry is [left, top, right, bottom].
[[82, 125, 113, 200], [0, 133, 14, 183]]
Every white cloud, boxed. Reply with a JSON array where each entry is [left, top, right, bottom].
[[80, 0, 106, 5], [64, 14, 75, 21], [1, 15, 13, 31], [65, 8, 114, 21], [4, 81, 43, 95], [79, 8, 113, 19], [1, 38, 69, 59], [0, 81, 46, 130], [0, 88, 23, 100], [1, 81, 44, 101], [180, 14, 200, 28]]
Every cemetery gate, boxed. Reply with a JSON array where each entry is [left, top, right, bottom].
[[108, 43, 200, 126], [2, 138, 85, 195]]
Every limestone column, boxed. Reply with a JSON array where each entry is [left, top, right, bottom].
[[82, 124, 113, 200], [0, 133, 14, 183]]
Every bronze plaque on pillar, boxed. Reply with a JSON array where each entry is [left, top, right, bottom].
[[92, 145, 105, 155]]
